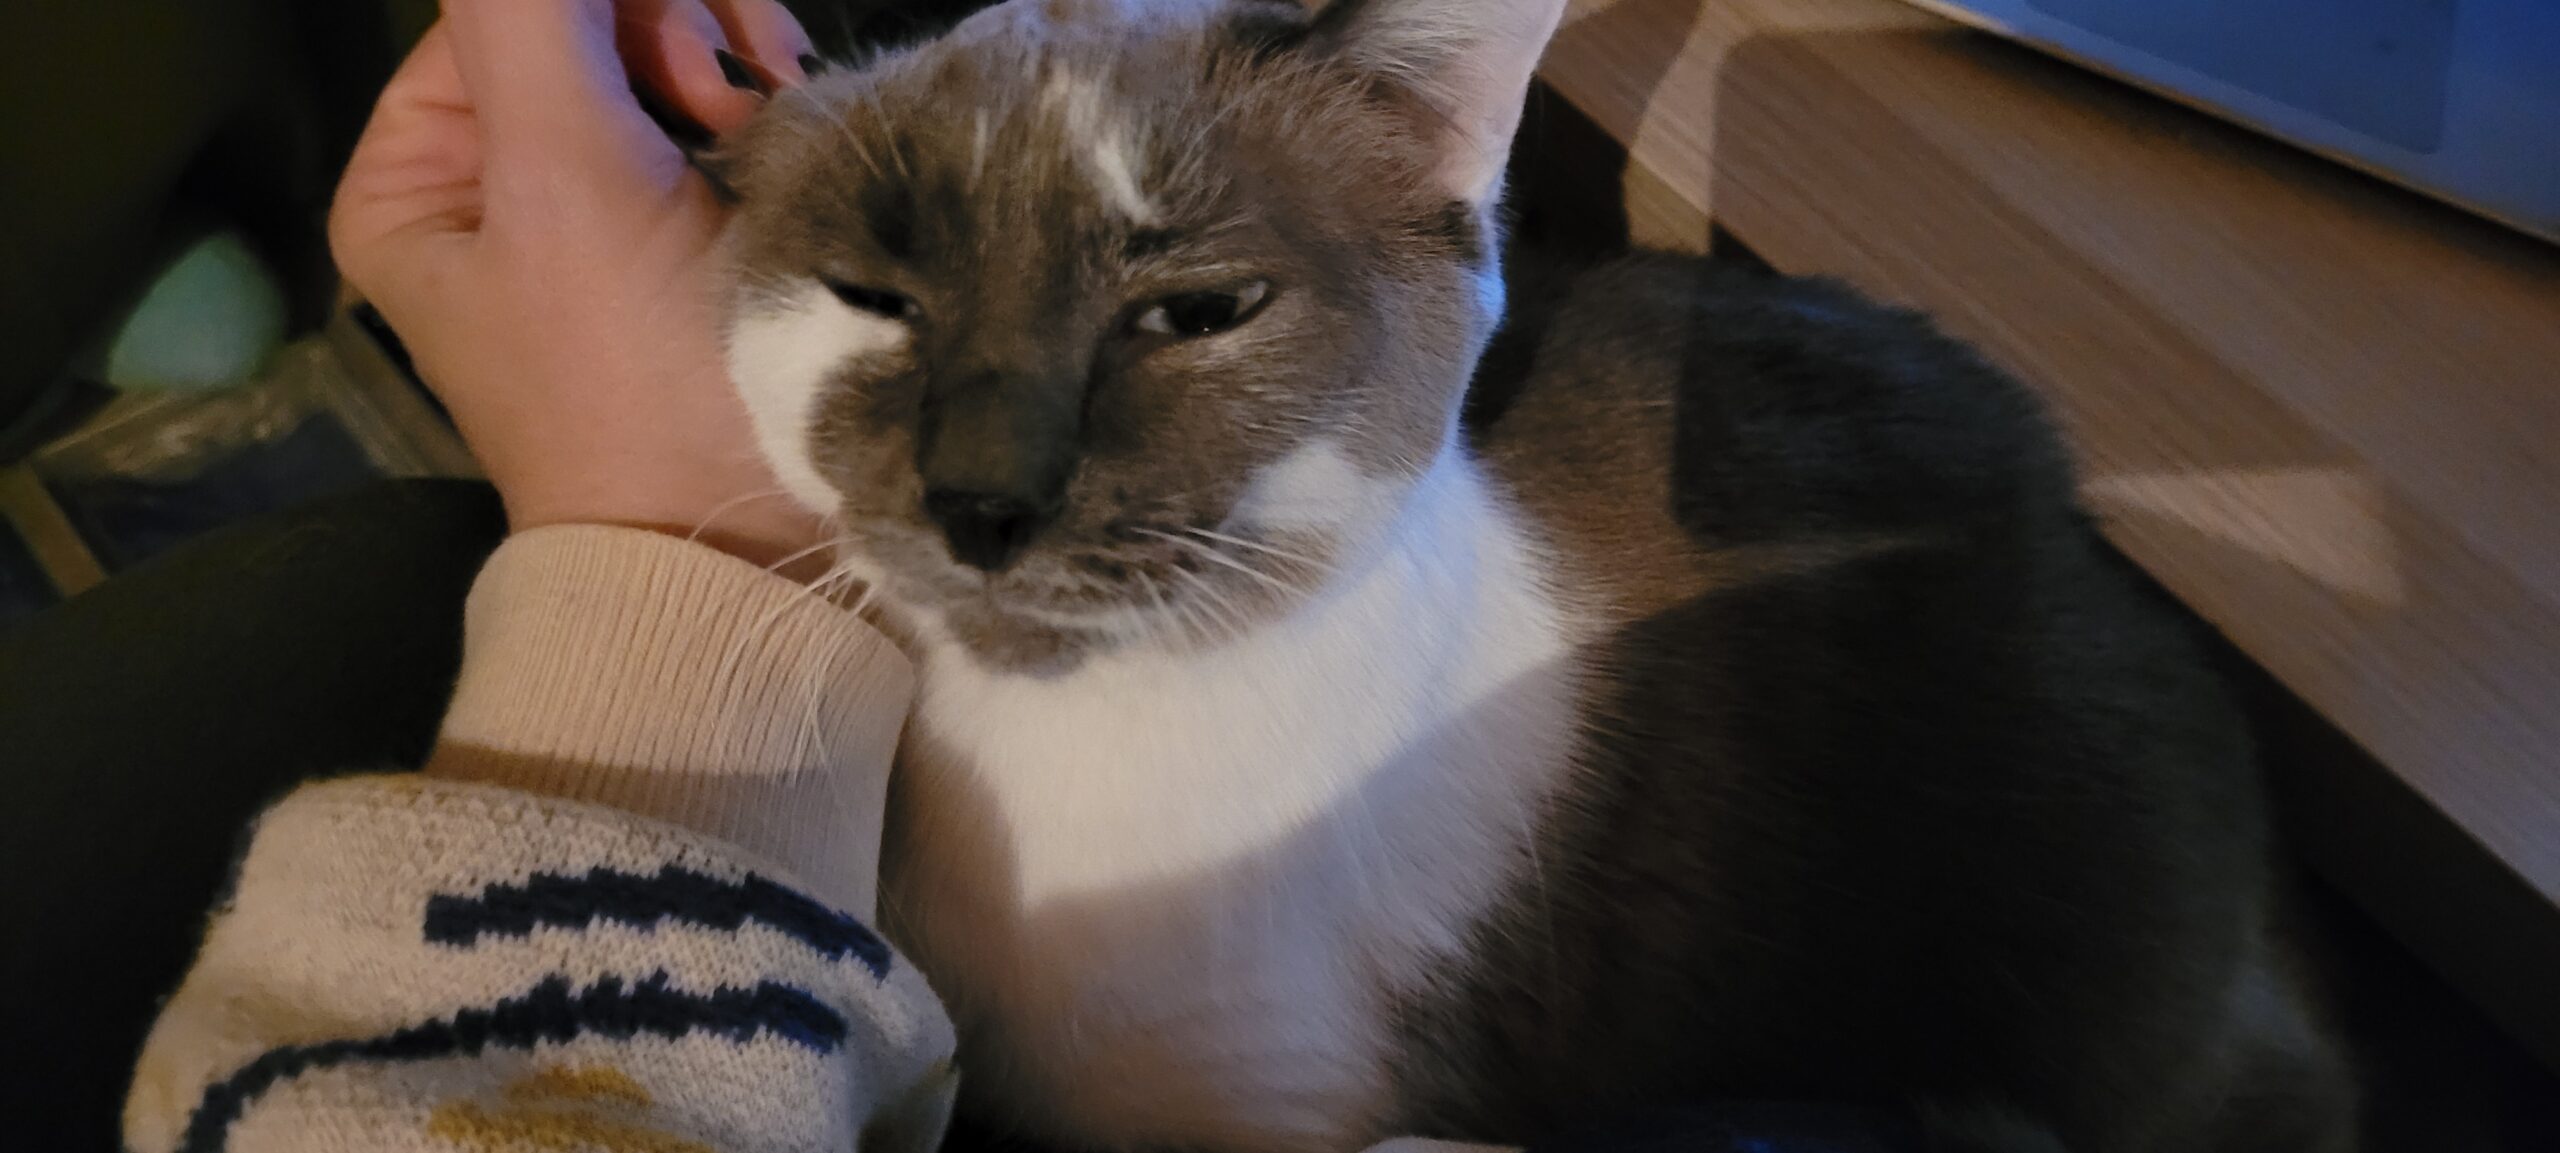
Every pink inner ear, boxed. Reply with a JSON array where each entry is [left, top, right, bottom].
[[1331, 0, 1571, 207], [1434, 57, 1533, 207]]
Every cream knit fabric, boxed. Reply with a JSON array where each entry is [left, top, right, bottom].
[[430, 526, 913, 919], [124, 528, 956, 1153]]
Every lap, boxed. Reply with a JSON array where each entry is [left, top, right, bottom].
[[0, 479, 503, 1152]]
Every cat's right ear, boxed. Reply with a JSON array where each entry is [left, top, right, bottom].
[[694, 34, 847, 208], [694, 148, 745, 206], [695, 85, 828, 207], [1300, 0, 1570, 207]]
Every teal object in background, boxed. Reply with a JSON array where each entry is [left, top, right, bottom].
[[103, 232, 288, 393]]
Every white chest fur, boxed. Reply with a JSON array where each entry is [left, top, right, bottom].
[[883, 455, 1580, 1153]]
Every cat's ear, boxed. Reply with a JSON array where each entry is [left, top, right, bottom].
[[1308, 0, 1569, 206], [693, 149, 745, 205], [694, 83, 840, 207]]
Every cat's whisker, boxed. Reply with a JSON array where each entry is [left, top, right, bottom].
[[1177, 584, 1227, 649], [795, 620, 879, 771], [1182, 526, 1327, 574], [712, 548, 859, 734], [1145, 564, 1204, 650], [1166, 565, 1249, 647], [1133, 568, 1180, 652], [758, 539, 842, 580], [845, 573, 883, 619], [689, 488, 794, 545], [811, 555, 862, 603], [1137, 528, 1301, 601]]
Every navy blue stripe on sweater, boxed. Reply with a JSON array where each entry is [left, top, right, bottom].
[[177, 971, 848, 1153], [423, 865, 891, 978]]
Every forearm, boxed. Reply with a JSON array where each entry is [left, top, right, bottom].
[[423, 525, 909, 917], [125, 528, 954, 1153]]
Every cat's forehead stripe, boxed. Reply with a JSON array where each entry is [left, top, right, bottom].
[[1038, 62, 1162, 225], [969, 108, 992, 187]]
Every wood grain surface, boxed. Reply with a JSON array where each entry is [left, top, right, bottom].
[[1539, 0, 2560, 1065]]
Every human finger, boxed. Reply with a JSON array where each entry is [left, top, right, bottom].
[[329, 26, 482, 304], [441, 0, 673, 184], [615, 0, 763, 138], [704, 0, 818, 84]]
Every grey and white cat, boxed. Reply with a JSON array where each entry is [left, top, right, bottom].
[[711, 1, 2355, 1150]]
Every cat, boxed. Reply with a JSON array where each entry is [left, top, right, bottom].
[[711, 1, 2357, 1149]]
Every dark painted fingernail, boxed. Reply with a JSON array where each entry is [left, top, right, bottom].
[[799, 53, 825, 77], [715, 48, 763, 93], [633, 82, 715, 151]]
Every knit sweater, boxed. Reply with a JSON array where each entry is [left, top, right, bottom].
[[123, 526, 960, 1153]]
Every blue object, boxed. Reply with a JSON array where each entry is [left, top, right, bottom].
[[102, 232, 289, 393], [1908, 0, 2560, 243], [47, 414, 380, 572]]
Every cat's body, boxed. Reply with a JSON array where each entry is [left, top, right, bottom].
[[882, 256, 2348, 1153], [714, 2, 2355, 1149], [889, 435, 1574, 1149], [1394, 256, 2345, 1147]]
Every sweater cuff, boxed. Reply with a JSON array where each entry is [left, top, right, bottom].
[[125, 776, 957, 1153], [427, 525, 912, 917]]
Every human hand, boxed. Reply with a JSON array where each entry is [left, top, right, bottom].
[[330, 0, 827, 570]]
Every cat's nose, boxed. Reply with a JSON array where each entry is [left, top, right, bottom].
[[924, 489, 1055, 573]]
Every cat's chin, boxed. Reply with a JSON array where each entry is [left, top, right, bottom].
[[849, 530, 1339, 675], [903, 588, 1280, 678], [896, 594, 1130, 678]]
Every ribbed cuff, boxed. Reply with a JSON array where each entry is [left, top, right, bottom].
[[426, 525, 912, 917]]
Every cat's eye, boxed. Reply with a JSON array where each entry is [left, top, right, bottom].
[[1134, 282, 1271, 338], [825, 280, 918, 321]]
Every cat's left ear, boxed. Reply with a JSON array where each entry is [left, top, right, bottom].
[[1309, 0, 1570, 206]]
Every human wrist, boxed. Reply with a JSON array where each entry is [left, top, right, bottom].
[[499, 491, 834, 582], [424, 524, 911, 916]]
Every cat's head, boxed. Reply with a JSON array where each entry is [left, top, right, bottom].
[[716, 0, 1565, 672]]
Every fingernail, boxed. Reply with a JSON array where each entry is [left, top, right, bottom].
[[799, 53, 825, 77], [634, 82, 715, 152], [715, 48, 764, 93]]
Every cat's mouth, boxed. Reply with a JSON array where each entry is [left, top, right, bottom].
[[848, 517, 1335, 656]]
